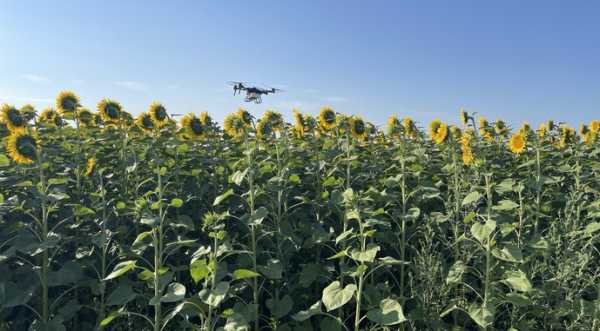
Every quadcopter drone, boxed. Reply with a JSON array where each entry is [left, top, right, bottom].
[[229, 81, 282, 104]]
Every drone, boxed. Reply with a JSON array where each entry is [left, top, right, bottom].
[[229, 81, 282, 104]]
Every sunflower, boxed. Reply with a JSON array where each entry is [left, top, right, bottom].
[[149, 102, 169, 127], [460, 108, 469, 126], [56, 91, 80, 116], [136, 112, 155, 132], [387, 115, 401, 137], [478, 117, 493, 141], [262, 110, 284, 132], [223, 112, 246, 138], [318, 107, 337, 131], [460, 130, 474, 165], [349, 116, 367, 141], [292, 109, 305, 138], [590, 120, 600, 134], [85, 157, 97, 176], [0, 104, 27, 132], [494, 119, 508, 136], [429, 119, 448, 144], [77, 108, 94, 127], [19, 104, 36, 122], [537, 123, 547, 139], [181, 113, 208, 139], [256, 118, 273, 140], [509, 133, 526, 154], [519, 122, 531, 137], [122, 111, 134, 128], [39, 108, 63, 127], [402, 117, 417, 139], [97, 99, 123, 123], [450, 125, 462, 140], [558, 126, 576, 149], [6, 130, 39, 164], [236, 108, 253, 127]]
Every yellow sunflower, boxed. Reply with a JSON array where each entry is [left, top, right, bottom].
[[121, 111, 134, 128], [56, 91, 80, 116], [558, 126, 576, 149], [181, 113, 208, 139], [19, 104, 36, 122], [460, 108, 469, 126], [537, 123, 547, 139], [223, 112, 246, 138], [590, 120, 600, 134], [97, 99, 122, 123], [39, 108, 63, 127], [0, 104, 27, 132], [292, 109, 305, 138], [6, 130, 39, 164], [478, 117, 493, 141], [519, 122, 531, 137], [236, 108, 253, 127], [509, 133, 526, 154], [77, 108, 94, 127], [262, 110, 284, 132], [256, 118, 273, 140], [460, 130, 474, 165], [402, 117, 417, 139], [135, 112, 155, 132], [450, 125, 462, 140], [387, 115, 400, 137], [494, 119, 508, 136], [149, 102, 169, 127], [349, 116, 367, 141], [85, 157, 96, 176], [318, 107, 337, 131], [429, 119, 448, 144]]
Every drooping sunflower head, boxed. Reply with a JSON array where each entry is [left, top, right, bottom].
[[558, 126, 576, 149], [224, 111, 247, 139], [6, 130, 39, 164], [537, 123, 547, 139], [39, 107, 63, 127], [292, 109, 305, 138], [256, 118, 274, 140], [149, 102, 169, 127], [135, 112, 155, 133], [387, 114, 401, 137], [318, 107, 337, 131], [19, 104, 37, 122], [460, 108, 469, 125], [236, 108, 253, 127], [97, 99, 123, 123], [181, 113, 208, 139], [402, 117, 417, 138], [478, 117, 493, 141], [349, 116, 367, 141], [0, 104, 27, 132], [93, 113, 104, 127], [262, 110, 284, 132], [85, 157, 97, 176], [450, 125, 462, 140], [494, 119, 508, 136], [121, 111, 134, 128], [429, 119, 448, 145], [509, 133, 526, 154], [519, 122, 531, 137], [56, 91, 80, 116], [77, 108, 94, 127], [590, 120, 600, 134]]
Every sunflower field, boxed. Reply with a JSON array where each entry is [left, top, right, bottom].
[[0, 91, 599, 331]]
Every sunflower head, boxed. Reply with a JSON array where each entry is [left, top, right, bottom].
[[39, 107, 63, 127], [494, 119, 508, 136], [292, 109, 305, 138], [149, 102, 169, 127], [537, 123, 547, 139], [236, 108, 253, 127], [460, 108, 469, 125], [462, 144, 474, 165], [85, 157, 97, 176], [97, 99, 123, 123], [136, 112, 155, 132], [509, 133, 526, 154], [224, 111, 247, 139], [547, 120, 555, 131], [558, 126, 576, 149], [429, 119, 448, 145], [478, 117, 493, 141], [77, 108, 94, 127], [450, 125, 462, 140], [318, 107, 337, 131], [19, 104, 37, 122], [1, 104, 27, 132], [256, 118, 274, 140], [56, 91, 80, 116], [402, 117, 417, 138], [6, 130, 39, 164], [519, 122, 531, 137], [349, 116, 367, 141], [262, 110, 284, 132], [122, 111, 134, 128], [589, 120, 599, 134], [181, 113, 208, 139], [387, 115, 401, 137], [93, 113, 104, 127]]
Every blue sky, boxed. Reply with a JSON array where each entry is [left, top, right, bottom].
[[1, 1, 599, 128]]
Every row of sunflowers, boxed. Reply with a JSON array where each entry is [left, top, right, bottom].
[[0, 91, 599, 330]]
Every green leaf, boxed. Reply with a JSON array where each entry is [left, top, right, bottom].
[[321, 281, 357, 312], [234, 269, 261, 280], [104, 261, 136, 281], [190, 259, 211, 284], [446, 261, 466, 285], [0, 154, 9, 167], [467, 304, 495, 328], [266, 295, 294, 319], [292, 301, 322, 321], [231, 169, 248, 186], [505, 292, 531, 307], [493, 200, 519, 211], [258, 259, 282, 280], [584, 222, 600, 236], [327, 248, 349, 260], [161, 282, 186, 303], [462, 191, 482, 206], [492, 244, 523, 263], [366, 298, 407, 325], [170, 198, 184, 208], [349, 244, 380, 263], [74, 206, 95, 216], [199, 281, 229, 307], [106, 282, 137, 306], [503, 270, 532, 292], [100, 308, 124, 327], [214, 188, 234, 206], [471, 220, 496, 246], [299, 263, 321, 287]]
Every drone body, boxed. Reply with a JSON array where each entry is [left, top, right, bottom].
[[230, 81, 282, 104]]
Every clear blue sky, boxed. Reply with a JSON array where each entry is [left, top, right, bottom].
[[1, 1, 598, 128]]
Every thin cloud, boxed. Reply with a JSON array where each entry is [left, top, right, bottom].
[[20, 74, 51, 84], [0, 95, 53, 104], [115, 81, 146, 91]]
